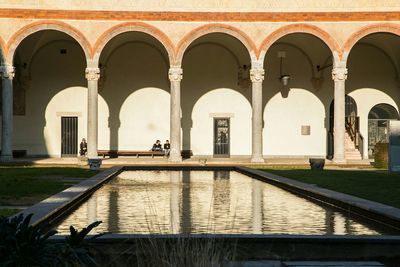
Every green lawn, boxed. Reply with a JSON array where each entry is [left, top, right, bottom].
[[258, 168, 400, 209], [0, 166, 98, 207]]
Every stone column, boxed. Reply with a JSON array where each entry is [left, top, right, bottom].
[[0, 65, 15, 162], [250, 68, 265, 163], [332, 67, 347, 163], [169, 67, 183, 162], [86, 67, 100, 158]]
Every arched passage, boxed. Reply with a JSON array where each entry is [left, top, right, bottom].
[[368, 103, 399, 158], [97, 31, 171, 151], [345, 27, 400, 159], [262, 31, 334, 158], [181, 32, 252, 157], [10, 29, 87, 156]]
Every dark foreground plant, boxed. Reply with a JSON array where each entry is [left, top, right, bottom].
[[0, 214, 103, 267]]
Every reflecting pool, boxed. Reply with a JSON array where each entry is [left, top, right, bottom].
[[56, 170, 394, 235]]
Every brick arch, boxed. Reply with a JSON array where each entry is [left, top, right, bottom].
[[6, 20, 92, 64], [175, 23, 257, 66], [342, 23, 400, 61], [258, 24, 341, 62], [92, 22, 175, 65], [0, 36, 6, 64]]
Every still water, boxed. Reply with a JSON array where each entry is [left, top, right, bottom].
[[56, 170, 393, 235]]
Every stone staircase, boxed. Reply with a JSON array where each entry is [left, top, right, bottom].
[[345, 131, 362, 160]]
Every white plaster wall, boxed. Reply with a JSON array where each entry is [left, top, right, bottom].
[[264, 89, 326, 157], [118, 88, 170, 150], [191, 89, 251, 156], [43, 87, 87, 156]]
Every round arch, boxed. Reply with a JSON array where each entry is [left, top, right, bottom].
[[92, 22, 175, 66], [258, 24, 341, 63], [368, 103, 399, 120], [175, 23, 257, 66], [0, 36, 6, 63], [6, 20, 92, 64], [342, 23, 400, 61]]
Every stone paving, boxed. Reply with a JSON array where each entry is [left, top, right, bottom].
[[10, 156, 373, 168]]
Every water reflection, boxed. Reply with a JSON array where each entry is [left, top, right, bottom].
[[56, 170, 391, 235]]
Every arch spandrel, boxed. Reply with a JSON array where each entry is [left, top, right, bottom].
[[92, 22, 175, 66], [6, 20, 92, 64], [342, 23, 400, 62], [258, 24, 341, 64], [175, 23, 257, 66]]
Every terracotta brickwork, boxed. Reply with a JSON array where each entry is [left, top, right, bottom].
[[342, 23, 400, 58], [0, 8, 400, 64], [175, 23, 258, 66], [5, 20, 92, 63], [258, 24, 342, 61], [0, 9, 400, 22], [92, 22, 175, 64]]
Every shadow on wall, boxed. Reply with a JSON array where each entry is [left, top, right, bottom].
[[181, 43, 251, 155], [16, 40, 86, 157], [99, 42, 170, 151]]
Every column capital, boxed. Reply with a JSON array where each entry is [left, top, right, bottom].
[[250, 68, 265, 83], [85, 67, 100, 81], [169, 67, 183, 82], [0, 65, 15, 79], [332, 67, 348, 81]]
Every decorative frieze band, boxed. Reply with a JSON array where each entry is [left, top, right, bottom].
[[332, 67, 348, 81], [250, 68, 265, 83], [169, 67, 183, 82], [85, 67, 100, 81], [0, 65, 15, 79]]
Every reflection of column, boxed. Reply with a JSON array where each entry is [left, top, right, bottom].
[[87, 194, 98, 224], [181, 170, 191, 234], [108, 190, 119, 233], [170, 171, 181, 234], [0, 65, 15, 162], [324, 209, 334, 234], [250, 68, 265, 163], [332, 67, 347, 163], [86, 67, 100, 158], [252, 179, 263, 234], [333, 212, 346, 235], [169, 67, 182, 162]]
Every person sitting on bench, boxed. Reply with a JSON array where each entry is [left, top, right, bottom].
[[152, 140, 162, 151], [163, 140, 170, 156], [79, 138, 87, 156]]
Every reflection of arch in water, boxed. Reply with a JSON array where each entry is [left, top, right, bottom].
[[367, 103, 399, 158]]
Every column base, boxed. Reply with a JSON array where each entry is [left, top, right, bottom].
[[333, 157, 347, 164], [250, 156, 265, 163], [0, 155, 13, 162], [169, 149, 182, 162]]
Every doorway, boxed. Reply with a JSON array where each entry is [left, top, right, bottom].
[[213, 118, 230, 157], [61, 116, 78, 157]]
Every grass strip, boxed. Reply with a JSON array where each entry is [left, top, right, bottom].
[[258, 168, 400, 209]]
